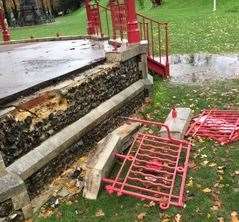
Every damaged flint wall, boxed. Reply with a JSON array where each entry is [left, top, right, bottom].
[[26, 90, 148, 198], [0, 57, 141, 166]]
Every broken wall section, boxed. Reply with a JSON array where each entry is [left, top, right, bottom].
[[0, 56, 141, 166], [0, 41, 151, 221]]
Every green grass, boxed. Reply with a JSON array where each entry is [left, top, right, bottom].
[[3, 1, 238, 221], [4, 0, 239, 54], [35, 79, 239, 222]]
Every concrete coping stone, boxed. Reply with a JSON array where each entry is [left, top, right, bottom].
[[87, 122, 140, 170], [106, 41, 148, 62], [160, 107, 192, 139], [83, 122, 141, 199], [7, 79, 150, 181]]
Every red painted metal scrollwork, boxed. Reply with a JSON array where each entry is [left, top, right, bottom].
[[109, 0, 127, 39], [103, 117, 192, 209], [85, 0, 102, 36]]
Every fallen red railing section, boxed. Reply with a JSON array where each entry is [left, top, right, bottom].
[[186, 109, 239, 145], [102, 118, 192, 209]]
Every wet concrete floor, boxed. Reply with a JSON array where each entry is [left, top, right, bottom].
[[169, 53, 239, 84], [0, 39, 105, 104]]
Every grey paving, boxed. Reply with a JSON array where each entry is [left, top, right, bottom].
[[0, 39, 105, 103]]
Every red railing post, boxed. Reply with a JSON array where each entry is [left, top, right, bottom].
[[126, 0, 140, 44], [165, 24, 170, 76], [85, 0, 94, 35], [0, 8, 10, 42]]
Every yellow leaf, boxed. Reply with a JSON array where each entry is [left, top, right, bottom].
[[231, 211, 239, 222], [174, 214, 182, 222], [187, 178, 193, 187], [137, 212, 146, 221], [95, 209, 105, 217], [202, 188, 212, 193]]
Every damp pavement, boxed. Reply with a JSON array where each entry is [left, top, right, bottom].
[[169, 53, 239, 84], [0, 39, 105, 104]]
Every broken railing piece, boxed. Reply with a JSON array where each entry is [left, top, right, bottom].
[[186, 109, 239, 145], [102, 118, 192, 210]]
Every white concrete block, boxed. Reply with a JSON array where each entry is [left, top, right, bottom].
[[160, 108, 192, 139]]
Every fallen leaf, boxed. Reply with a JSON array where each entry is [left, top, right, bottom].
[[202, 188, 212, 193], [209, 163, 217, 167], [95, 209, 105, 217], [217, 217, 224, 222], [149, 201, 156, 207], [174, 213, 182, 222], [187, 177, 193, 187], [137, 212, 146, 221], [211, 205, 219, 211], [231, 211, 239, 222], [202, 160, 209, 166]]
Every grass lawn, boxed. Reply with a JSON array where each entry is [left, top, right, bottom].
[[36, 79, 239, 222], [2, 1, 238, 221], [3, 0, 239, 54]]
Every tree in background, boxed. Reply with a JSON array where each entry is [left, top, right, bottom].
[[151, 0, 162, 7], [59, 0, 83, 14], [0, 0, 10, 24], [138, 0, 144, 9]]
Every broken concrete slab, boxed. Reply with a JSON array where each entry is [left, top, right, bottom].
[[160, 107, 192, 139], [83, 134, 121, 200], [83, 122, 140, 200]]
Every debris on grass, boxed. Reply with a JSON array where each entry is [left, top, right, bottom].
[[231, 211, 239, 222], [174, 214, 182, 222], [95, 209, 105, 217], [137, 212, 146, 221], [202, 188, 212, 193]]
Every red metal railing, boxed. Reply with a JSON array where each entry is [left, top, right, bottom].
[[186, 109, 239, 145], [102, 118, 191, 209], [0, 8, 11, 42], [85, 0, 169, 77], [137, 13, 169, 77]]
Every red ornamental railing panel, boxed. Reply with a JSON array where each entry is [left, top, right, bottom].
[[109, 1, 127, 39], [85, 2, 102, 36], [102, 118, 192, 209], [186, 109, 239, 145], [84, 0, 170, 77]]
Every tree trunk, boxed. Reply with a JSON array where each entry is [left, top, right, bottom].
[[50, 0, 57, 16], [1, 0, 10, 24], [11, 0, 18, 20]]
